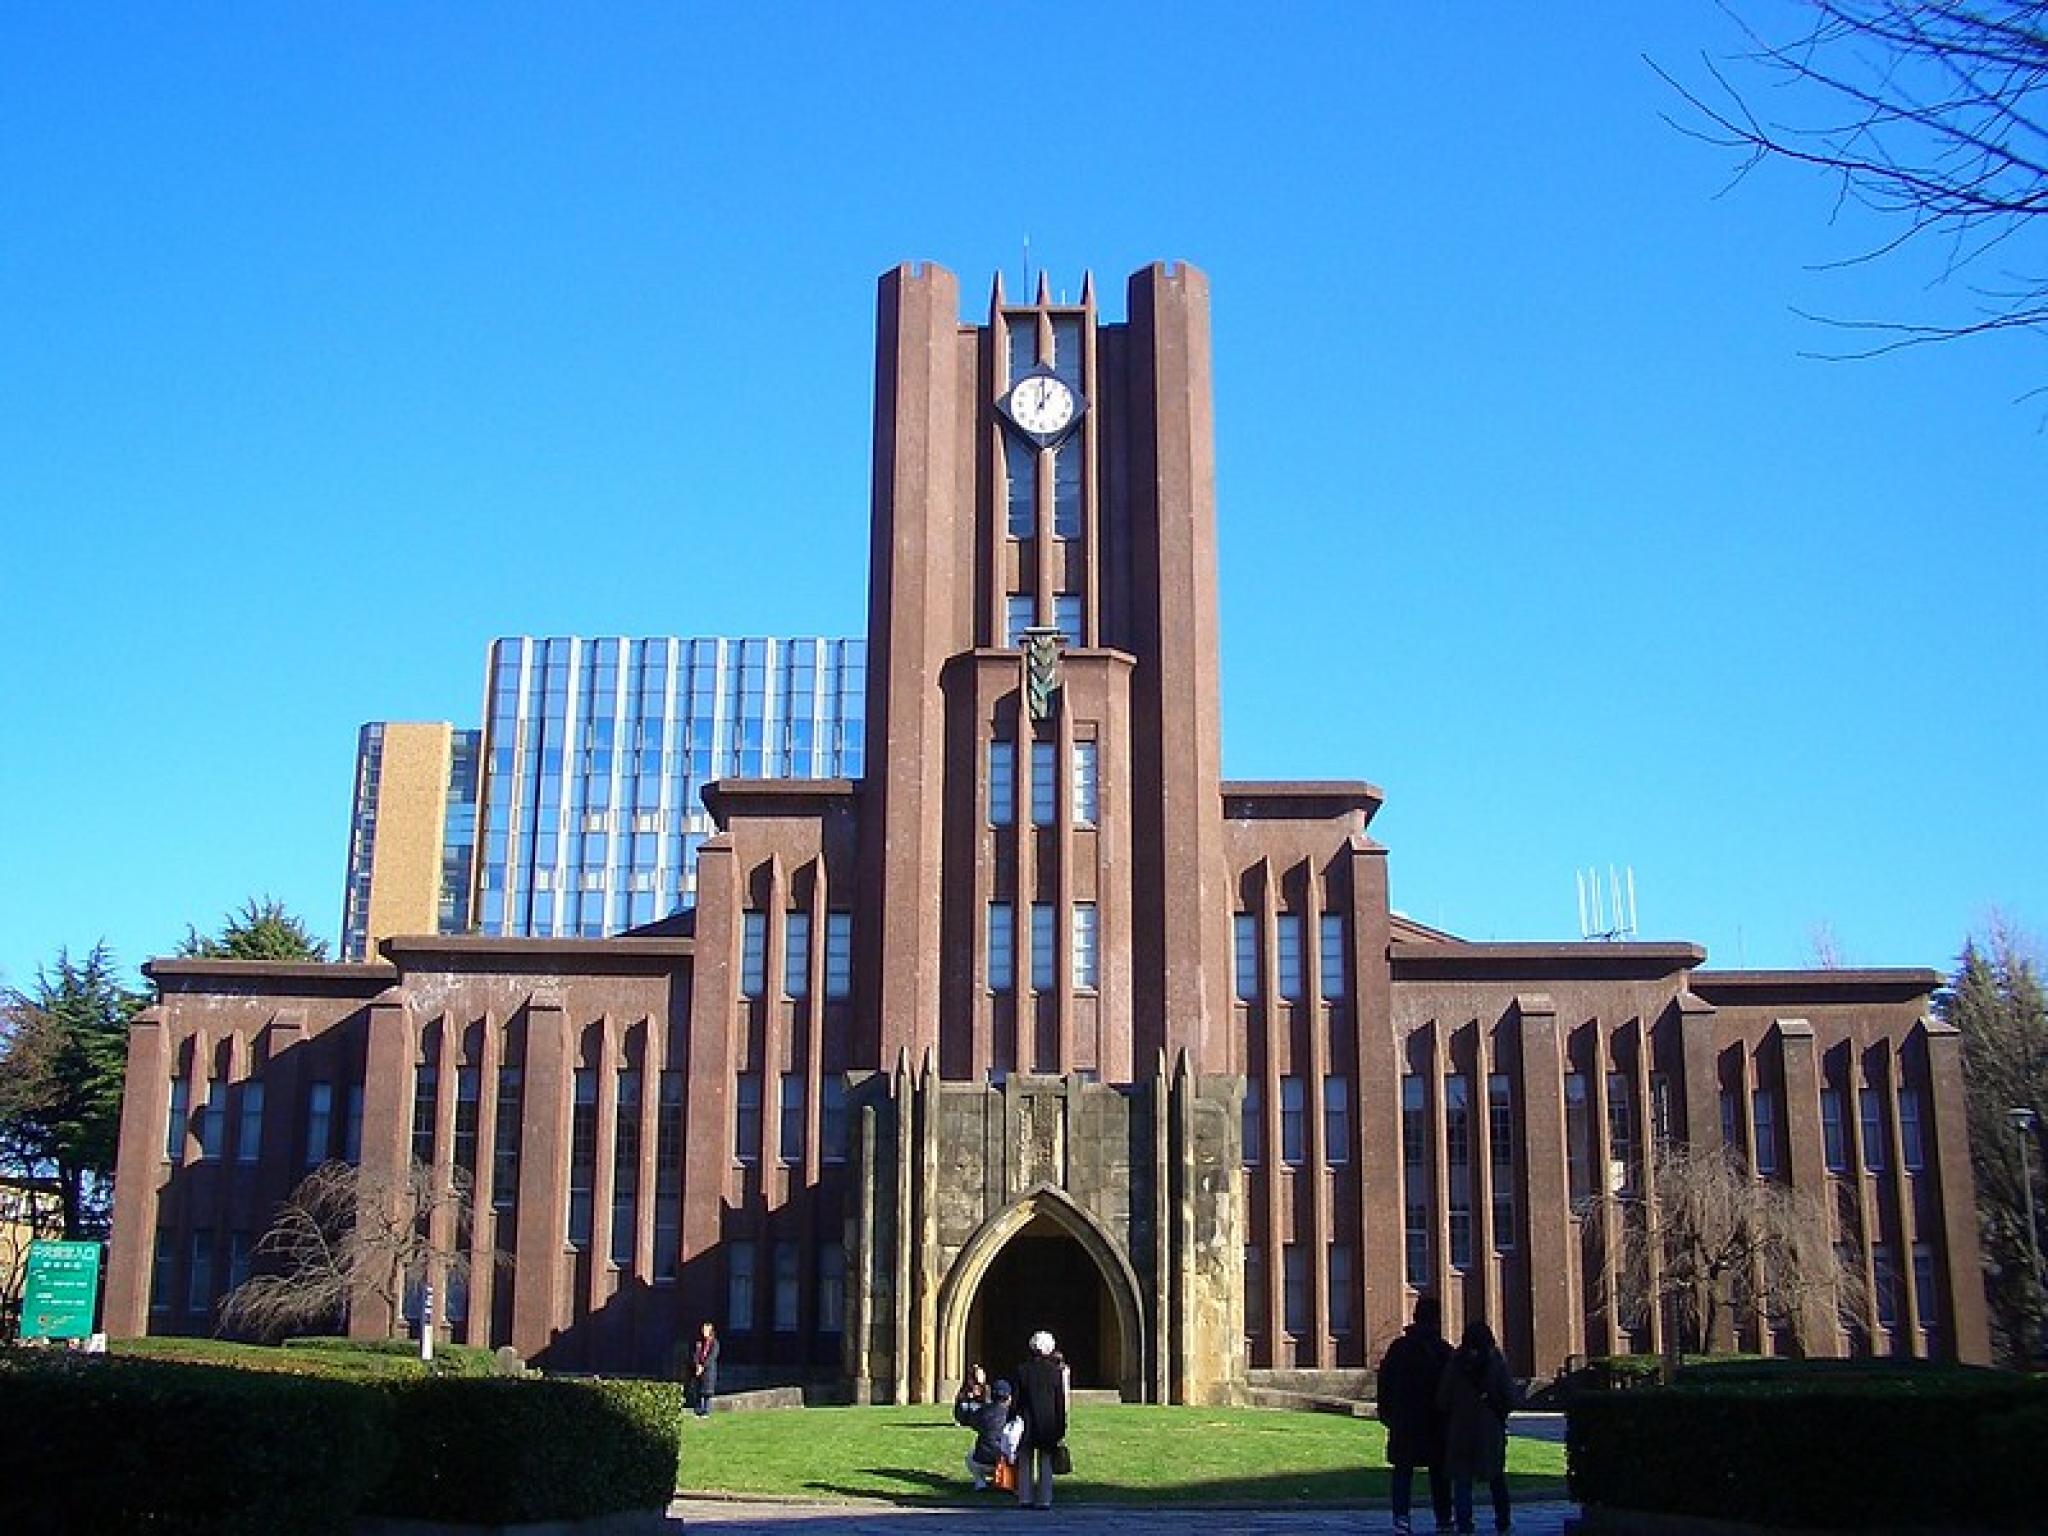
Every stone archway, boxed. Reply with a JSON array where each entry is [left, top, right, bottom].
[[935, 1183, 1146, 1400]]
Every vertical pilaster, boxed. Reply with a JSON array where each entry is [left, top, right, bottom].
[[1921, 1016, 1990, 1362], [355, 987, 413, 1340], [1774, 1018, 1834, 1353], [511, 991, 572, 1359], [1516, 995, 1573, 1377], [106, 1007, 170, 1334]]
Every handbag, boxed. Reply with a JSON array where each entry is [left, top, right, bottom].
[[992, 1457, 1017, 1493], [1050, 1444, 1073, 1476]]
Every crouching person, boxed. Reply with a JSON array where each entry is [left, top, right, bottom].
[[963, 1378, 1015, 1491]]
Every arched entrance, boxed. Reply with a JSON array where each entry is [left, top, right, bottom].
[[936, 1184, 1146, 1400]]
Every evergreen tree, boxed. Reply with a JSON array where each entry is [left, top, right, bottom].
[[0, 945, 139, 1237], [1941, 923, 2048, 1363], [176, 897, 329, 962]]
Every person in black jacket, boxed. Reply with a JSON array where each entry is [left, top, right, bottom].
[[958, 1377, 1014, 1490], [688, 1321, 720, 1417], [1376, 1296, 1452, 1535], [1011, 1329, 1070, 1510]]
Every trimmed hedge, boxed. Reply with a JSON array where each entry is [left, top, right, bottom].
[[0, 1352, 684, 1533], [0, 1353, 393, 1536], [1568, 1368, 2048, 1530], [368, 1377, 687, 1525]]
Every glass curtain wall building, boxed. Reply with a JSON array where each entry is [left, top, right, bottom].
[[475, 636, 866, 938], [340, 724, 482, 962]]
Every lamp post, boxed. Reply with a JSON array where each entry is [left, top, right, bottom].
[[2010, 1108, 2042, 1361]]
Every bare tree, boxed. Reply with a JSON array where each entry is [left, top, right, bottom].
[[1658, 3, 2048, 360], [221, 1159, 486, 1342], [1598, 1143, 1865, 1354]]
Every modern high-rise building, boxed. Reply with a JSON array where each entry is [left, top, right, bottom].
[[340, 637, 866, 958], [114, 263, 1989, 1399]]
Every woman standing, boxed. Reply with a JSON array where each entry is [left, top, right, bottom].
[[1011, 1329, 1070, 1510], [689, 1321, 720, 1418], [1435, 1319, 1517, 1535]]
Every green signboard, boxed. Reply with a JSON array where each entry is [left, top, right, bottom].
[[22, 1239, 101, 1341]]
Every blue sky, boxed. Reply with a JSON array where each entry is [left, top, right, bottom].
[[2, 4, 2041, 990]]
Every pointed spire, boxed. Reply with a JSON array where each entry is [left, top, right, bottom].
[[990, 269, 1007, 314], [1080, 270, 1095, 307], [1036, 268, 1052, 306]]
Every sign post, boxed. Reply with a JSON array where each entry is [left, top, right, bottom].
[[22, 1240, 102, 1342]]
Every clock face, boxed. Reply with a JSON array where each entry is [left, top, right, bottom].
[[1008, 373, 1078, 437]]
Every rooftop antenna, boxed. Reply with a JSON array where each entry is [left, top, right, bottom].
[[1576, 865, 1638, 942]]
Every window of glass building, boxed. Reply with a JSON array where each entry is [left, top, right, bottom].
[[1031, 904, 1055, 991], [1752, 1086, 1779, 1177], [1607, 1073, 1636, 1194], [734, 1074, 761, 1164], [1445, 1075, 1473, 1270], [493, 1067, 523, 1215], [1899, 1087, 1926, 1172], [1242, 1079, 1262, 1165], [1280, 1076, 1306, 1165], [784, 911, 810, 999], [1861, 1085, 1888, 1172], [741, 913, 767, 999], [817, 1244, 846, 1333], [1402, 1075, 1432, 1286], [1233, 913, 1260, 1001], [198, 1078, 226, 1161], [825, 913, 853, 1001], [988, 903, 1015, 993], [727, 1240, 755, 1332], [412, 1064, 438, 1169], [1071, 740, 1098, 826], [1822, 1086, 1848, 1173], [1072, 903, 1098, 991], [1318, 915, 1346, 1001], [568, 1068, 597, 1249], [989, 742, 1016, 827], [1324, 1077, 1351, 1166], [1565, 1073, 1593, 1205], [1276, 916, 1305, 1002], [1053, 591, 1083, 643], [166, 1078, 189, 1162], [821, 1077, 848, 1163], [778, 1073, 805, 1164], [304, 1080, 331, 1167], [1005, 594, 1034, 649], [1489, 1073, 1515, 1250], [610, 1069, 642, 1267], [1005, 435, 1037, 539], [1328, 1244, 1354, 1336], [235, 1080, 264, 1164], [1031, 741, 1057, 826], [1282, 1244, 1309, 1337]]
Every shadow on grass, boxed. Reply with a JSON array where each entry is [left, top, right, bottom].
[[788, 1467, 1571, 1509]]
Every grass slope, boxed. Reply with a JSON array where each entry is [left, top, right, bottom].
[[680, 1403, 1568, 1506]]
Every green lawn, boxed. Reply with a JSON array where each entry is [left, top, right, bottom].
[[679, 1403, 1568, 1506]]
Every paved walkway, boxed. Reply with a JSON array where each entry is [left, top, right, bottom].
[[669, 1495, 1580, 1534]]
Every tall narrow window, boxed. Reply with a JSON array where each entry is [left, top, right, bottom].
[[304, 1080, 331, 1167], [236, 1080, 264, 1164], [1446, 1075, 1473, 1270], [1318, 915, 1346, 1001], [1005, 594, 1034, 649], [1822, 1086, 1849, 1173], [1328, 1244, 1354, 1336], [1276, 916, 1305, 1001], [151, 1230, 175, 1311], [198, 1078, 226, 1160], [1282, 1244, 1309, 1336], [821, 1077, 848, 1163], [342, 1084, 363, 1164], [1233, 913, 1260, 1001], [825, 913, 853, 1000], [773, 1241, 800, 1333], [817, 1243, 846, 1333], [166, 1078, 190, 1162], [187, 1229, 213, 1314], [727, 1239, 755, 1332], [1280, 1076, 1306, 1165], [1489, 1073, 1516, 1251], [988, 903, 1015, 993], [1651, 1073, 1675, 1149], [783, 911, 811, 999], [568, 1068, 596, 1248], [1030, 904, 1055, 990], [411, 1064, 438, 1168], [1912, 1241, 1939, 1335], [1052, 445, 1083, 541], [1244, 1247, 1265, 1341], [734, 1074, 761, 1164], [1071, 740, 1098, 826], [1242, 1079, 1262, 1165], [1874, 1244, 1901, 1329], [1031, 741, 1057, 826], [227, 1230, 252, 1290], [778, 1073, 805, 1163], [989, 742, 1016, 827], [611, 1068, 642, 1266], [653, 1070, 683, 1280], [1005, 435, 1036, 540], [492, 1067, 523, 1214], [1607, 1073, 1636, 1194], [1053, 592, 1084, 644], [453, 1067, 481, 1179], [1565, 1074, 1593, 1205], [1899, 1087, 1926, 1172], [1402, 1076, 1432, 1286], [740, 912, 767, 999], [1752, 1086, 1779, 1177], [1072, 903, 1098, 991], [1861, 1085, 1888, 1172], [1324, 1077, 1351, 1165]]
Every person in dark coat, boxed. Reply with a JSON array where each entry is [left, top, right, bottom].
[[1011, 1329, 1070, 1510], [1376, 1295, 1453, 1535], [1435, 1318, 1518, 1535], [689, 1320, 720, 1417], [959, 1377, 1014, 1490]]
